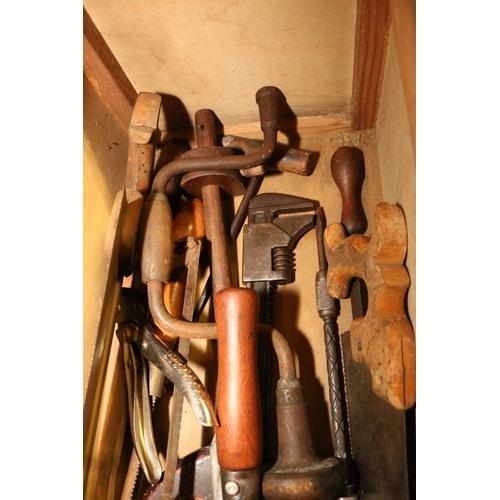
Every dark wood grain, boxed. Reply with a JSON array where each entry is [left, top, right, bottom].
[[83, 7, 137, 134], [351, 0, 391, 130], [331, 146, 368, 235], [214, 287, 262, 471]]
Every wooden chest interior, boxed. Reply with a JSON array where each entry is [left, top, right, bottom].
[[83, 1, 415, 498]]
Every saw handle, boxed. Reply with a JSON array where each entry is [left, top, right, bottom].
[[215, 287, 262, 471], [330, 146, 367, 235]]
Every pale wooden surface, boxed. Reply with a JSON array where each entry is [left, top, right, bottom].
[[83, 74, 131, 500], [388, 0, 416, 147], [83, 0, 356, 131], [83, 74, 129, 399], [83, 7, 136, 135], [376, 25, 416, 331]]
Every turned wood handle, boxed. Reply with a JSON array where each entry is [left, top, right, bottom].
[[215, 287, 262, 471], [330, 146, 368, 235]]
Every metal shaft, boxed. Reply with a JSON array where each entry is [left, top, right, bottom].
[[202, 182, 232, 294], [315, 208, 346, 458], [162, 238, 202, 499], [195, 109, 233, 295], [315, 207, 357, 498]]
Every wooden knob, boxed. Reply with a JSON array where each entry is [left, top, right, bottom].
[[330, 146, 367, 235], [215, 287, 262, 471]]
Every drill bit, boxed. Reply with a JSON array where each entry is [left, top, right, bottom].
[[315, 207, 358, 498]]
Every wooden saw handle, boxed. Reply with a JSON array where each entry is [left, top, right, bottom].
[[330, 146, 367, 235], [215, 287, 262, 471]]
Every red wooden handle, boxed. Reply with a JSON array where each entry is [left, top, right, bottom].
[[215, 287, 262, 471]]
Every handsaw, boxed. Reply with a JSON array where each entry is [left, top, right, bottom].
[[329, 146, 415, 499], [84, 187, 139, 496]]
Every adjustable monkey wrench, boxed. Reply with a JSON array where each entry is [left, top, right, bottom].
[[242, 193, 317, 461]]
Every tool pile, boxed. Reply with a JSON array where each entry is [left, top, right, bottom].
[[86, 87, 415, 500]]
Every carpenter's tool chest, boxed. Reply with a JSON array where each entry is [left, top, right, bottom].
[[83, 2, 416, 499]]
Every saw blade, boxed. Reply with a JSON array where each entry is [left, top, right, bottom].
[[84, 188, 128, 494]]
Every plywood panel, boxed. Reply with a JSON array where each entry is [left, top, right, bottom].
[[83, 0, 356, 131], [376, 26, 416, 330], [83, 75, 129, 398]]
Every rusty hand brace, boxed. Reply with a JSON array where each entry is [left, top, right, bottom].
[[135, 87, 286, 499], [140, 86, 286, 342]]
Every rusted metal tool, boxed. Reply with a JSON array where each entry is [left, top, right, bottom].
[[138, 87, 287, 499], [142, 87, 286, 343], [193, 173, 265, 322], [237, 195, 345, 499], [194, 138, 315, 322], [242, 192, 318, 460], [117, 292, 218, 482], [221, 135, 314, 178], [261, 332, 345, 500], [315, 207, 358, 498], [179, 107, 263, 499], [182, 109, 264, 500], [242, 193, 318, 291]]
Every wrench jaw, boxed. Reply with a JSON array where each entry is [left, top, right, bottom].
[[242, 193, 319, 287]]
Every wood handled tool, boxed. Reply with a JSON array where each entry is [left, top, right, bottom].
[[242, 192, 318, 462], [262, 324, 345, 500], [330, 146, 368, 321], [328, 146, 415, 498], [328, 146, 415, 410], [330, 146, 367, 237], [327, 146, 370, 498], [314, 208, 349, 464], [324, 202, 416, 410], [215, 287, 262, 499]]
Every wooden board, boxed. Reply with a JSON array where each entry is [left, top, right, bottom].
[[83, 0, 356, 131]]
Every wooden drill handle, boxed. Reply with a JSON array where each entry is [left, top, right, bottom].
[[330, 146, 368, 235], [215, 287, 262, 471]]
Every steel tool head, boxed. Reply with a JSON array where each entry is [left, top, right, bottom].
[[243, 193, 319, 285]]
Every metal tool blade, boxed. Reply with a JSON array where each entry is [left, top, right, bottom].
[[340, 329, 415, 499], [84, 188, 129, 495]]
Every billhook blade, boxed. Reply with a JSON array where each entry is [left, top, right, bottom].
[[135, 325, 218, 428]]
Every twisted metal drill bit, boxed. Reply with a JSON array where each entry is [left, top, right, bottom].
[[314, 207, 346, 459]]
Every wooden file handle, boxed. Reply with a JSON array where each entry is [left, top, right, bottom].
[[330, 146, 368, 235], [215, 287, 262, 471]]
